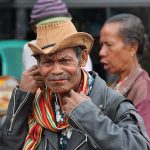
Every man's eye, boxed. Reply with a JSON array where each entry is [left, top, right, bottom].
[[42, 60, 53, 64], [61, 59, 71, 63]]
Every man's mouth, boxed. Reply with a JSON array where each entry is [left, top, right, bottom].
[[49, 79, 68, 85], [48, 75, 69, 81]]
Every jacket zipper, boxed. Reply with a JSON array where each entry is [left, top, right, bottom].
[[69, 114, 98, 149], [73, 134, 88, 150], [9, 88, 30, 131], [45, 139, 47, 150], [68, 124, 88, 150]]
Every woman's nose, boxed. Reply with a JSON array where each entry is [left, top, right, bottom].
[[99, 45, 107, 57]]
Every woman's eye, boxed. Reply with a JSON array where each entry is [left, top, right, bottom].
[[106, 43, 111, 47]]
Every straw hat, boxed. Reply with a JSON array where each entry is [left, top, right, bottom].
[[28, 20, 94, 55]]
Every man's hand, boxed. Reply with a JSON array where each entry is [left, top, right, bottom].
[[19, 65, 44, 93], [62, 89, 91, 115]]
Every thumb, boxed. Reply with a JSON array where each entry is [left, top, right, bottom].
[[69, 89, 75, 95]]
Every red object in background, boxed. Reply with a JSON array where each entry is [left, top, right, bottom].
[[0, 76, 18, 116]]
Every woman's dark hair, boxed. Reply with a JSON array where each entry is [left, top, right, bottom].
[[105, 13, 145, 54]]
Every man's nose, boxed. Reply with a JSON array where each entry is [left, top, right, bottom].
[[51, 63, 63, 74]]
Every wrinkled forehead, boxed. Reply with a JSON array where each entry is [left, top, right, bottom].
[[40, 47, 76, 59]]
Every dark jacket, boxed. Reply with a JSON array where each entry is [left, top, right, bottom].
[[0, 72, 149, 150]]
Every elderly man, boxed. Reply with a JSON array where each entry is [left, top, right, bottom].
[[0, 20, 149, 150]]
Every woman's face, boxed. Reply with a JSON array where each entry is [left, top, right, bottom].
[[99, 22, 134, 75]]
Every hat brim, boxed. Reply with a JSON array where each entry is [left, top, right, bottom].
[[28, 32, 93, 55]]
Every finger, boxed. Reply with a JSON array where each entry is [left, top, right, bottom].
[[62, 95, 71, 105], [69, 89, 75, 96], [30, 68, 41, 76], [80, 91, 85, 96], [61, 105, 66, 113], [62, 90, 72, 98], [34, 76, 44, 81], [62, 105, 69, 115], [63, 99, 67, 105], [70, 89, 74, 93], [27, 65, 38, 72]]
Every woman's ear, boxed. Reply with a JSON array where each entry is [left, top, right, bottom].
[[80, 49, 88, 67], [130, 42, 138, 55]]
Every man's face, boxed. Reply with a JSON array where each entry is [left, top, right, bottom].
[[38, 48, 82, 94], [99, 22, 133, 74]]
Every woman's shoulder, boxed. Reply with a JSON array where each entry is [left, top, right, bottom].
[[128, 69, 150, 105]]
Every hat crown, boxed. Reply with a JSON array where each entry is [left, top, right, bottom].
[[36, 20, 77, 50], [29, 20, 94, 55]]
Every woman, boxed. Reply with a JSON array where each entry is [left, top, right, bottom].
[[99, 13, 150, 136]]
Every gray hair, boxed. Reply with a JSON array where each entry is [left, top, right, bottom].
[[105, 13, 145, 54], [73, 46, 83, 59]]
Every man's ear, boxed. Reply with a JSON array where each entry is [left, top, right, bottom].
[[80, 49, 88, 67]]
